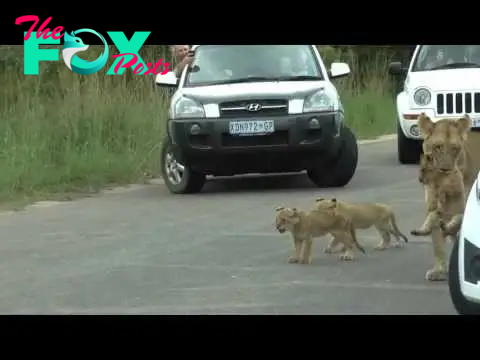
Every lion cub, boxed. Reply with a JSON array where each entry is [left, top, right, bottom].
[[314, 198, 409, 251], [275, 206, 365, 264], [411, 153, 465, 238]]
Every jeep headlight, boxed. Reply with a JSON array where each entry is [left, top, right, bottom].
[[413, 88, 431, 106], [303, 89, 335, 113], [173, 97, 205, 119]]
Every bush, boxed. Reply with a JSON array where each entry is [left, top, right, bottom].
[[0, 45, 397, 202]]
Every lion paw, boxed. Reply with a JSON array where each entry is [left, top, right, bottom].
[[440, 224, 456, 237], [339, 253, 354, 261], [287, 257, 299, 264], [299, 258, 312, 265], [374, 243, 389, 251], [392, 242, 403, 249], [324, 247, 334, 254], [425, 268, 447, 282]]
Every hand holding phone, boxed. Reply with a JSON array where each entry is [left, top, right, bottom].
[[184, 50, 195, 66]]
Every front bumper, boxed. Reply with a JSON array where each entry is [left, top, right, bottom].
[[459, 179, 480, 303], [398, 109, 434, 140], [168, 111, 340, 153], [398, 108, 480, 140], [166, 111, 343, 175]]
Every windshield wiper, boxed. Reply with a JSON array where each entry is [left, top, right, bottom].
[[430, 62, 480, 70], [204, 75, 323, 85], [212, 77, 274, 85], [271, 75, 323, 81]]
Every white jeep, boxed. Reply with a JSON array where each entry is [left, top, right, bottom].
[[389, 45, 480, 164]]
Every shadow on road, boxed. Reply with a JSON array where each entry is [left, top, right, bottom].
[[157, 142, 419, 195], [202, 172, 316, 193]]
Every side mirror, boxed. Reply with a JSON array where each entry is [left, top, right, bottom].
[[329, 62, 350, 79], [388, 62, 407, 76], [155, 71, 178, 88]]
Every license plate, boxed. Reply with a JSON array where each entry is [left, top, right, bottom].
[[229, 120, 275, 136], [473, 118, 480, 128]]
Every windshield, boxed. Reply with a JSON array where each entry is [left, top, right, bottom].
[[184, 45, 323, 87], [412, 45, 480, 71]]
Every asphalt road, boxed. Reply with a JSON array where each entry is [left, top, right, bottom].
[[0, 139, 457, 314]]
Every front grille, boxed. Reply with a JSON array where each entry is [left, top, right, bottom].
[[436, 92, 480, 115], [221, 131, 289, 147], [219, 99, 288, 118]]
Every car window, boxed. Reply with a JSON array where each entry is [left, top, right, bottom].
[[183, 45, 323, 87], [412, 45, 480, 72]]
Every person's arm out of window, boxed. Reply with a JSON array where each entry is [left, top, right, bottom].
[[174, 55, 194, 77]]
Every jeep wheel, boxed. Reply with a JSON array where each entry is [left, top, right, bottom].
[[160, 139, 206, 194], [397, 122, 422, 164], [307, 125, 358, 188], [448, 238, 480, 315]]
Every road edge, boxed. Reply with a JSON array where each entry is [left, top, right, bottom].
[[358, 133, 397, 145], [3, 133, 398, 213]]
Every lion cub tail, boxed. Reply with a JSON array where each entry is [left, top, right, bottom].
[[388, 212, 409, 243], [348, 222, 366, 254]]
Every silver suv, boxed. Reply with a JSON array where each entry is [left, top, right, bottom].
[[156, 45, 357, 194]]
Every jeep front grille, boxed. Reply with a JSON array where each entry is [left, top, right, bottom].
[[219, 99, 288, 118], [436, 92, 480, 116]]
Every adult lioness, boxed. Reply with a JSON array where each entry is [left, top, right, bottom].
[[314, 198, 409, 251], [411, 153, 465, 239], [417, 113, 472, 281], [275, 206, 365, 264]]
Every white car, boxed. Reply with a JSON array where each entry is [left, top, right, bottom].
[[155, 45, 357, 194], [388, 45, 480, 164], [448, 170, 480, 315]]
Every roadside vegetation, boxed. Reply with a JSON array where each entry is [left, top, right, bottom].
[[0, 45, 410, 203]]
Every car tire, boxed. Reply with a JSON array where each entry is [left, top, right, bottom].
[[448, 238, 480, 315], [160, 138, 206, 194], [397, 122, 422, 164], [307, 125, 358, 188]]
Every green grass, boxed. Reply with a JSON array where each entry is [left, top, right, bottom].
[[327, 47, 397, 139], [0, 45, 397, 203], [340, 86, 396, 139]]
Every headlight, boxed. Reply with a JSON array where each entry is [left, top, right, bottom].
[[303, 89, 335, 113], [413, 88, 431, 106], [173, 97, 205, 119]]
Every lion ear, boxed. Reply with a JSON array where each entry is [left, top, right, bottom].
[[275, 206, 284, 212], [290, 208, 301, 224], [457, 114, 472, 135], [418, 113, 435, 137], [331, 198, 342, 213]]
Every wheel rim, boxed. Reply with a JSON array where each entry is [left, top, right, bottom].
[[164, 151, 185, 186]]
